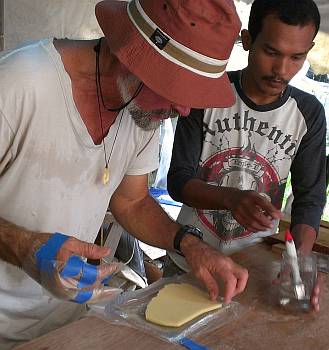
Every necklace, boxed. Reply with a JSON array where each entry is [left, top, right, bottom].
[[94, 38, 144, 112], [94, 40, 124, 185], [97, 107, 124, 186], [94, 38, 144, 185]]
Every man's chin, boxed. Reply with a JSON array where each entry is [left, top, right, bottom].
[[132, 116, 161, 131]]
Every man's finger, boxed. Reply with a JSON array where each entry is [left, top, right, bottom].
[[234, 268, 249, 294], [223, 275, 238, 304], [62, 238, 110, 260], [311, 272, 325, 312], [195, 268, 219, 301], [254, 195, 282, 217], [97, 261, 122, 280], [238, 209, 273, 231]]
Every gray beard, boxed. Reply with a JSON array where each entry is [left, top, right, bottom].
[[117, 75, 174, 131], [129, 108, 161, 131]]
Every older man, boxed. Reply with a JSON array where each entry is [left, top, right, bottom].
[[0, 0, 246, 347]]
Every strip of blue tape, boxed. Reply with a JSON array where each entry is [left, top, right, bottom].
[[60, 256, 98, 303], [179, 338, 209, 350], [101, 275, 113, 285], [60, 256, 84, 278], [73, 290, 94, 304], [35, 233, 69, 272], [77, 262, 98, 288], [60, 256, 98, 288]]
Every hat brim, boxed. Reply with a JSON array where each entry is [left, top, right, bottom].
[[96, 1, 236, 108]]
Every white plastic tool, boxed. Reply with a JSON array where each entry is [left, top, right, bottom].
[[284, 229, 306, 299]]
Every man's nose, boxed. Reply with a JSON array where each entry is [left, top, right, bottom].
[[273, 57, 288, 77], [172, 105, 191, 117]]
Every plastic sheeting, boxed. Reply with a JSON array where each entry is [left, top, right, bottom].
[[2, 0, 102, 50], [3, 1, 329, 73]]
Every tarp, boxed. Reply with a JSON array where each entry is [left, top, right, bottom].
[[3, 0, 102, 50], [2, 0, 329, 73]]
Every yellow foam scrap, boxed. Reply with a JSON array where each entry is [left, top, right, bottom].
[[145, 283, 222, 327]]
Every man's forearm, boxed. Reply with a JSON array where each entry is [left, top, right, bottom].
[[291, 223, 317, 254], [0, 217, 36, 267], [110, 194, 181, 251], [181, 178, 239, 210]]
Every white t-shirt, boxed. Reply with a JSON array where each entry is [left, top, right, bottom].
[[0, 39, 159, 348]]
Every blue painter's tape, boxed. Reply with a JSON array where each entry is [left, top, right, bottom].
[[60, 256, 84, 279], [180, 338, 209, 350], [149, 187, 182, 207], [77, 262, 98, 288], [35, 233, 69, 272], [60, 256, 98, 288], [73, 290, 93, 304], [101, 275, 113, 285]]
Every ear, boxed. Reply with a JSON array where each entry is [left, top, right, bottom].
[[241, 29, 252, 51], [308, 41, 315, 52]]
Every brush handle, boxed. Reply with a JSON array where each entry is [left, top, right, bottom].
[[285, 240, 302, 283], [289, 257, 303, 284]]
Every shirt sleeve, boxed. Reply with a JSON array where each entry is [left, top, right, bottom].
[[167, 109, 204, 202], [0, 109, 14, 175], [126, 128, 160, 176], [290, 96, 327, 233]]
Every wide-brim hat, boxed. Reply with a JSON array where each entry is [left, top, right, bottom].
[[96, 0, 241, 108]]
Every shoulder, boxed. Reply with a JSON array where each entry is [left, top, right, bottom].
[[228, 70, 239, 83], [0, 39, 58, 86], [174, 109, 205, 138], [289, 85, 324, 112], [1, 40, 52, 68], [288, 85, 325, 127], [0, 40, 61, 130], [0, 39, 62, 99]]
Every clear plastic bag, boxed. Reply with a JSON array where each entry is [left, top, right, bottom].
[[104, 274, 246, 343], [38, 256, 124, 304]]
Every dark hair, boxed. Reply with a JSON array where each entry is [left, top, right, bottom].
[[248, 0, 320, 41]]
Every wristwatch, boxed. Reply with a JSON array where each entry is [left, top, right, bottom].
[[174, 225, 203, 255]]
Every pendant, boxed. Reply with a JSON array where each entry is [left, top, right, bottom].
[[102, 167, 110, 185]]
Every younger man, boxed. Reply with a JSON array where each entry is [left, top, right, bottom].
[[168, 0, 326, 311]]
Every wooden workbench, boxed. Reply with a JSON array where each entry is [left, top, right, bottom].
[[15, 244, 329, 350], [199, 244, 329, 350], [15, 316, 180, 350]]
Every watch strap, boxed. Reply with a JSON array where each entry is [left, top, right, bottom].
[[174, 225, 203, 255]]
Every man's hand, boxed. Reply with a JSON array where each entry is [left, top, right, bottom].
[[22, 232, 121, 303], [291, 224, 321, 312], [311, 272, 325, 312], [181, 235, 248, 303], [57, 236, 110, 262], [23, 233, 111, 278], [226, 190, 283, 232]]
